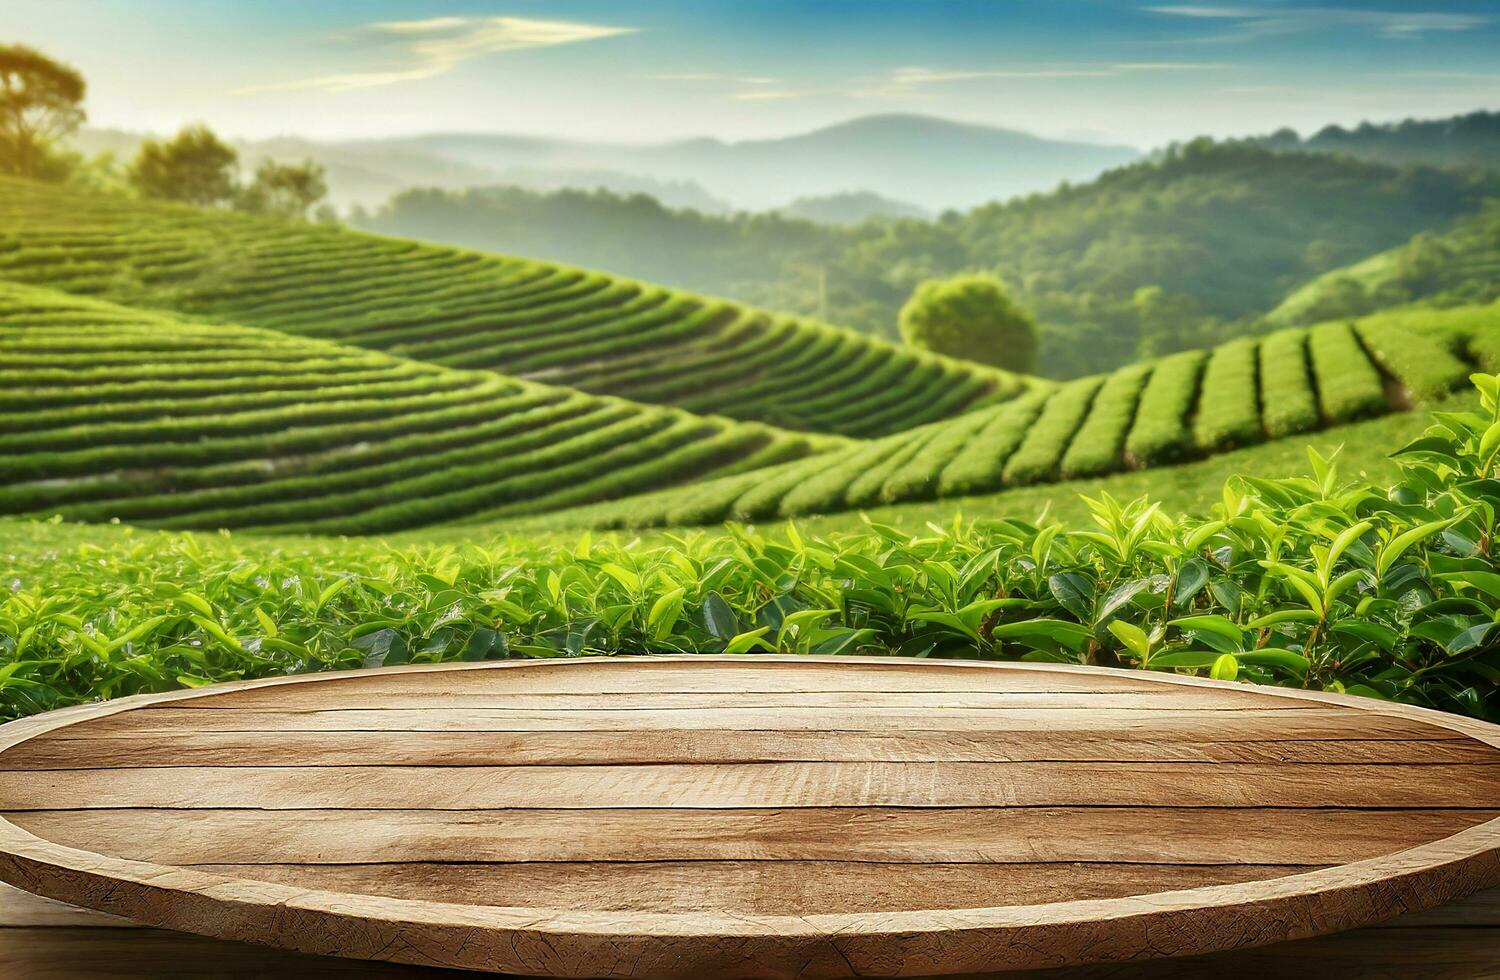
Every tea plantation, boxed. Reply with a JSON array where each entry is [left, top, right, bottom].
[[0, 283, 839, 532], [0, 177, 1026, 438], [0, 176, 1493, 534], [573, 305, 1499, 528], [1, 173, 1497, 723]]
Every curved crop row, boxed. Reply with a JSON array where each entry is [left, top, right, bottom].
[[569, 305, 1495, 529], [1257, 329, 1320, 438], [0, 284, 835, 532], [0, 176, 1025, 438]]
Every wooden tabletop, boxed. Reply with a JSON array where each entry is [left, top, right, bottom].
[[6, 881, 1499, 979], [1, 656, 1498, 978]]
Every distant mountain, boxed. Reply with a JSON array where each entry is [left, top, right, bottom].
[[776, 191, 929, 225], [1249, 110, 1500, 172], [344, 114, 1141, 211]]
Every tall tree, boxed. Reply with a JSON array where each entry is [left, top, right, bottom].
[[0, 44, 86, 179], [899, 273, 1039, 373], [127, 125, 238, 206], [239, 158, 327, 218]]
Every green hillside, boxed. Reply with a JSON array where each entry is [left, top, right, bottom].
[[0, 177, 1025, 438], [1251, 110, 1500, 172], [566, 306, 1499, 529], [359, 141, 1500, 378], [3, 177, 1496, 537], [1268, 203, 1500, 327], [0, 283, 838, 533]]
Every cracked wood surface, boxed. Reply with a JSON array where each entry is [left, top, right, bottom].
[[0, 655, 1498, 977]]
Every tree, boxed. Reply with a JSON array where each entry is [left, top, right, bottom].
[[127, 125, 238, 206], [0, 44, 86, 179], [238, 158, 327, 218], [898, 273, 1039, 373]]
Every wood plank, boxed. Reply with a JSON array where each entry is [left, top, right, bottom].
[[3, 657, 1499, 976], [160, 689, 1297, 710], [50, 704, 1390, 735], [5, 883, 1500, 979], [181, 659, 1176, 698], [7, 729, 1485, 770], [8, 806, 1487, 867], [185, 859, 1325, 914], [5, 761, 1497, 810]]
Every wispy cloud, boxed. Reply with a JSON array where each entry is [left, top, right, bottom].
[[853, 61, 1228, 96], [1147, 5, 1490, 41], [649, 72, 778, 85], [237, 16, 635, 94], [730, 89, 818, 101]]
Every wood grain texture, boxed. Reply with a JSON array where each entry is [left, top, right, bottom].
[[5, 882, 1500, 979], [0, 655, 1498, 977]]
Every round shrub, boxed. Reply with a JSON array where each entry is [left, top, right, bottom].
[[898, 273, 1039, 373]]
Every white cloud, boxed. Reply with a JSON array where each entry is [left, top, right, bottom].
[[1147, 5, 1489, 40], [730, 89, 817, 101], [649, 72, 778, 85], [237, 16, 635, 94], [855, 62, 1228, 96]]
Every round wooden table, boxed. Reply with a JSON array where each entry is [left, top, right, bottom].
[[0, 655, 1497, 978]]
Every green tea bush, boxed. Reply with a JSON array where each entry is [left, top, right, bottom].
[[1124, 350, 1205, 465], [0, 284, 831, 528], [4, 372, 1496, 723], [1356, 317, 1474, 403], [1192, 337, 1263, 451], [1309, 321, 1389, 421], [1060, 362, 1152, 478], [937, 390, 1050, 495], [880, 408, 997, 503], [1003, 377, 1104, 484], [1258, 329, 1320, 438]]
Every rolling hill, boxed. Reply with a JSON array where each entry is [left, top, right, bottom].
[[1, 176, 1494, 537], [0, 177, 1026, 439], [1267, 202, 1500, 327], [0, 282, 837, 534], [357, 139, 1500, 379], [565, 305, 1500, 529]]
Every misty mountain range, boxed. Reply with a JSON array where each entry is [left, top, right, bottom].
[[75, 114, 1142, 215]]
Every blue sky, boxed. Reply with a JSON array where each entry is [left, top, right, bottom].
[[3, 1, 1497, 146]]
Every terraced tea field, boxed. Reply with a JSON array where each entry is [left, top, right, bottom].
[[0, 178, 1025, 439], [0, 284, 836, 533], [0, 176, 1494, 535], [575, 306, 1499, 528]]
